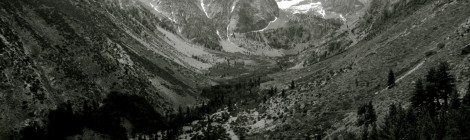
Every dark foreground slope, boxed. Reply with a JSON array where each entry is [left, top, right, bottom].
[[0, 0, 211, 138]]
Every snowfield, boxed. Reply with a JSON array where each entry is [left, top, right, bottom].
[[276, 0, 326, 16]]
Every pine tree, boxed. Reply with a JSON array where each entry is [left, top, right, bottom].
[[388, 70, 396, 89], [436, 62, 455, 108], [380, 104, 405, 140], [227, 99, 233, 111], [186, 107, 191, 119], [366, 102, 377, 125], [281, 89, 286, 97], [357, 104, 367, 126], [404, 109, 418, 139], [357, 102, 377, 126], [361, 125, 369, 140], [411, 79, 425, 108], [369, 123, 378, 140], [450, 91, 460, 109], [290, 80, 296, 89], [426, 68, 440, 110], [464, 81, 470, 106], [178, 106, 184, 124]]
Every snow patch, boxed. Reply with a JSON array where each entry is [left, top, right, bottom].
[[277, 0, 326, 17], [149, 3, 176, 23], [253, 17, 278, 32], [339, 14, 346, 22], [216, 30, 223, 40], [288, 61, 304, 70], [290, 2, 321, 14], [227, 25, 232, 42], [277, 0, 305, 9], [149, 3, 160, 13], [231, 0, 239, 13], [201, 0, 210, 18]]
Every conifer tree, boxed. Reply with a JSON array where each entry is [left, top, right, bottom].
[[426, 68, 440, 109], [227, 99, 233, 111], [361, 125, 369, 140], [357, 102, 377, 126], [404, 109, 418, 139], [411, 79, 425, 108], [369, 123, 378, 140], [437, 62, 455, 108], [186, 107, 191, 118], [178, 106, 184, 123], [463, 81, 470, 106], [388, 70, 396, 89], [290, 80, 296, 89], [450, 91, 460, 109], [357, 105, 367, 126], [366, 102, 377, 125], [380, 104, 405, 140]]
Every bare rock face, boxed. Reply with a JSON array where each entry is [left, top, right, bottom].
[[139, 0, 279, 50], [232, 0, 280, 33], [276, 0, 367, 20]]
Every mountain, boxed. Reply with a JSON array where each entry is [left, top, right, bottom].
[[137, 0, 279, 51], [276, 0, 368, 20], [2, 0, 470, 139], [0, 0, 217, 138], [136, 0, 366, 56], [242, 0, 470, 139]]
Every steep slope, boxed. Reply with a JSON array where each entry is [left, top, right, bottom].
[[136, 0, 371, 56], [0, 0, 214, 138], [258, 0, 470, 138], [138, 0, 279, 51], [225, 0, 370, 56], [173, 0, 470, 139], [276, 0, 367, 20]]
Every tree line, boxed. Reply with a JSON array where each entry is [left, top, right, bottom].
[[356, 62, 470, 140]]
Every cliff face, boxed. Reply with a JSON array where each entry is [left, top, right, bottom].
[[138, 0, 280, 50], [232, 0, 280, 33], [275, 0, 367, 20]]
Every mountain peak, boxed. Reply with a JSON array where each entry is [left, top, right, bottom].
[[276, 0, 367, 21], [277, 0, 326, 17]]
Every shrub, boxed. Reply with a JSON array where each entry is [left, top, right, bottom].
[[425, 50, 437, 57], [47, 102, 84, 139], [20, 122, 45, 140], [461, 44, 470, 55], [437, 43, 445, 49]]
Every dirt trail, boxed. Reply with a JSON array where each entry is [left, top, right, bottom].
[[395, 60, 426, 83], [375, 59, 426, 94]]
